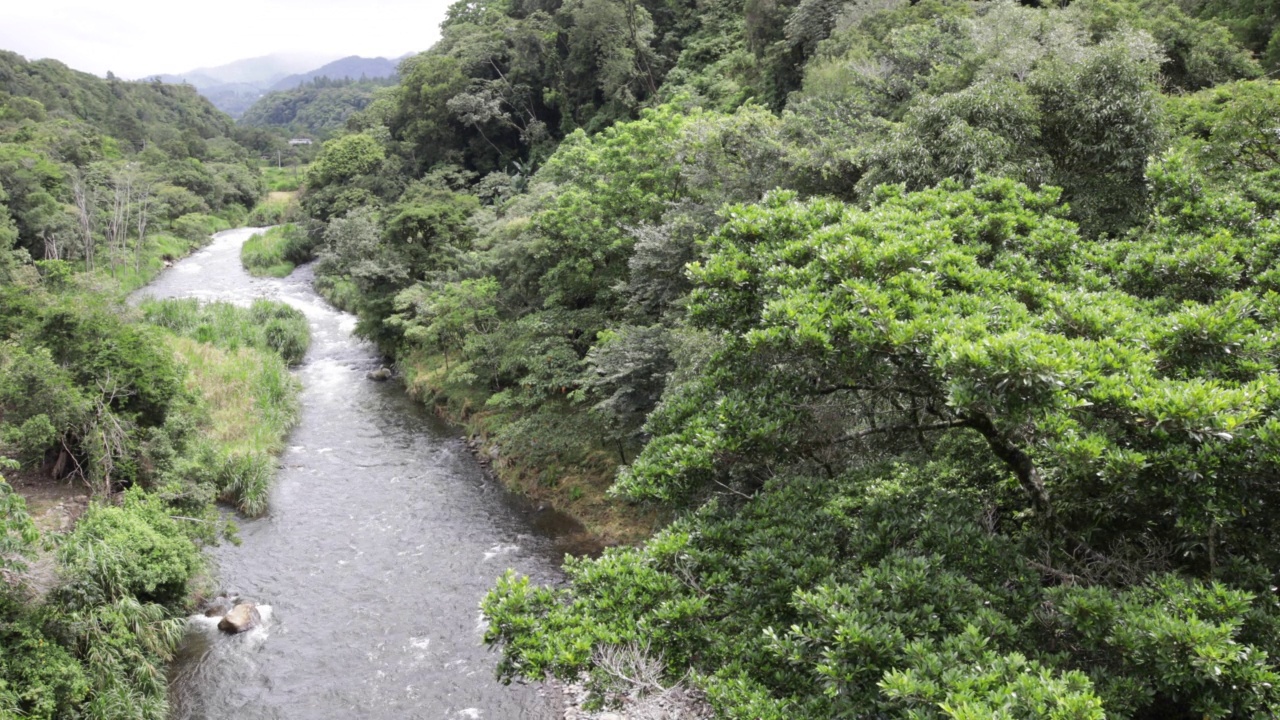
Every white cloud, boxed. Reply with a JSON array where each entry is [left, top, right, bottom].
[[0, 0, 449, 78]]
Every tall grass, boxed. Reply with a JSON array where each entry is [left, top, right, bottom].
[[140, 298, 310, 366], [262, 165, 307, 192], [247, 195, 301, 226], [83, 233, 202, 295], [144, 298, 310, 516], [168, 336, 299, 516], [241, 224, 311, 278]]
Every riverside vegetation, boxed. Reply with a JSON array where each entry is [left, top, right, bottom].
[[5, 0, 1280, 715], [0, 52, 308, 718], [274, 0, 1280, 715], [240, 223, 314, 278]]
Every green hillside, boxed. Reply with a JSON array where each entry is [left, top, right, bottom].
[[239, 77, 396, 137], [288, 0, 1280, 716]]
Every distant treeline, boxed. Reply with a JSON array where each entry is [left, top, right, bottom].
[[238, 75, 398, 137]]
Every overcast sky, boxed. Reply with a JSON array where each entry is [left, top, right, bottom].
[[1, 0, 453, 78]]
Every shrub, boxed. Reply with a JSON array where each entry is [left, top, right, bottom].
[[56, 489, 202, 606], [0, 595, 89, 720]]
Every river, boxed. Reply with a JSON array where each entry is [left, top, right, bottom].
[[133, 228, 570, 720]]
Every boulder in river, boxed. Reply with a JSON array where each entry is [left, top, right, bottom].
[[367, 366, 392, 381], [218, 602, 261, 634]]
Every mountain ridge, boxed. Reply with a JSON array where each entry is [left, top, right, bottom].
[[268, 55, 399, 92], [143, 52, 401, 119], [144, 52, 338, 88]]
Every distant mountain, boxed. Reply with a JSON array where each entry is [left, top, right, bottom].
[[149, 53, 338, 89], [144, 53, 341, 118], [144, 53, 402, 119], [268, 56, 399, 92]]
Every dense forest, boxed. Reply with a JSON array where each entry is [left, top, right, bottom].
[[282, 0, 1280, 715], [239, 76, 399, 138], [0, 51, 309, 718], [6, 0, 1280, 713]]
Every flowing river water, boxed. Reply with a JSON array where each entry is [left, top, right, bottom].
[[133, 228, 573, 720]]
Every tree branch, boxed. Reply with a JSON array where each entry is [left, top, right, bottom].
[[962, 411, 1055, 523], [836, 419, 969, 443]]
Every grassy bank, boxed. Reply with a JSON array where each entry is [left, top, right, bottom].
[[145, 297, 307, 517], [241, 224, 312, 278], [400, 348, 660, 547], [92, 232, 204, 294], [166, 334, 299, 516], [0, 284, 307, 718], [247, 192, 302, 226]]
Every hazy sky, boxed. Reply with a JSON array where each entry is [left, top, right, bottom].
[[1, 0, 454, 78]]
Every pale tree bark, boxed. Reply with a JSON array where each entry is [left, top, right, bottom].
[[71, 170, 96, 271], [133, 179, 152, 274], [106, 165, 135, 278], [42, 230, 59, 260]]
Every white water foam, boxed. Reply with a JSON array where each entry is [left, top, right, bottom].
[[482, 544, 520, 561]]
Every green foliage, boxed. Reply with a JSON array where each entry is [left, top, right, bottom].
[[307, 132, 386, 187], [0, 288, 193, 495], [317, 186, 480, 351], [0, 61, 300, 709], [284, 0, 1280, 715], [0, 51, 235, 155], [240, 77, 394, 135], [581, 325, 673, 454], [0, 49, 265, 276], [242, 224, 306, 277], [0, 594, 89, 720], [1197, 0, 1280, 72], [56, 489, 201, 606], [482, 172, 1280, 717], [64, 595, 186, 720], [170, 212, 232, 243], [141, 297, 310, 366], [0, 471, 38, 574], [1071, 0, 1260, 91], [881, 648, 1106, 720], [1044, 577, 1280, 717], [301, 131, 389, 222], [1166, 79, 1280, 213], [261, 164, 307, 193], [788, 1, 1178, 235], [247, 195, 303, 226], [391, 277, 500, 372]]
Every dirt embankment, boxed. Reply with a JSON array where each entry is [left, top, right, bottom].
[[5, 468, 89, 597]]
